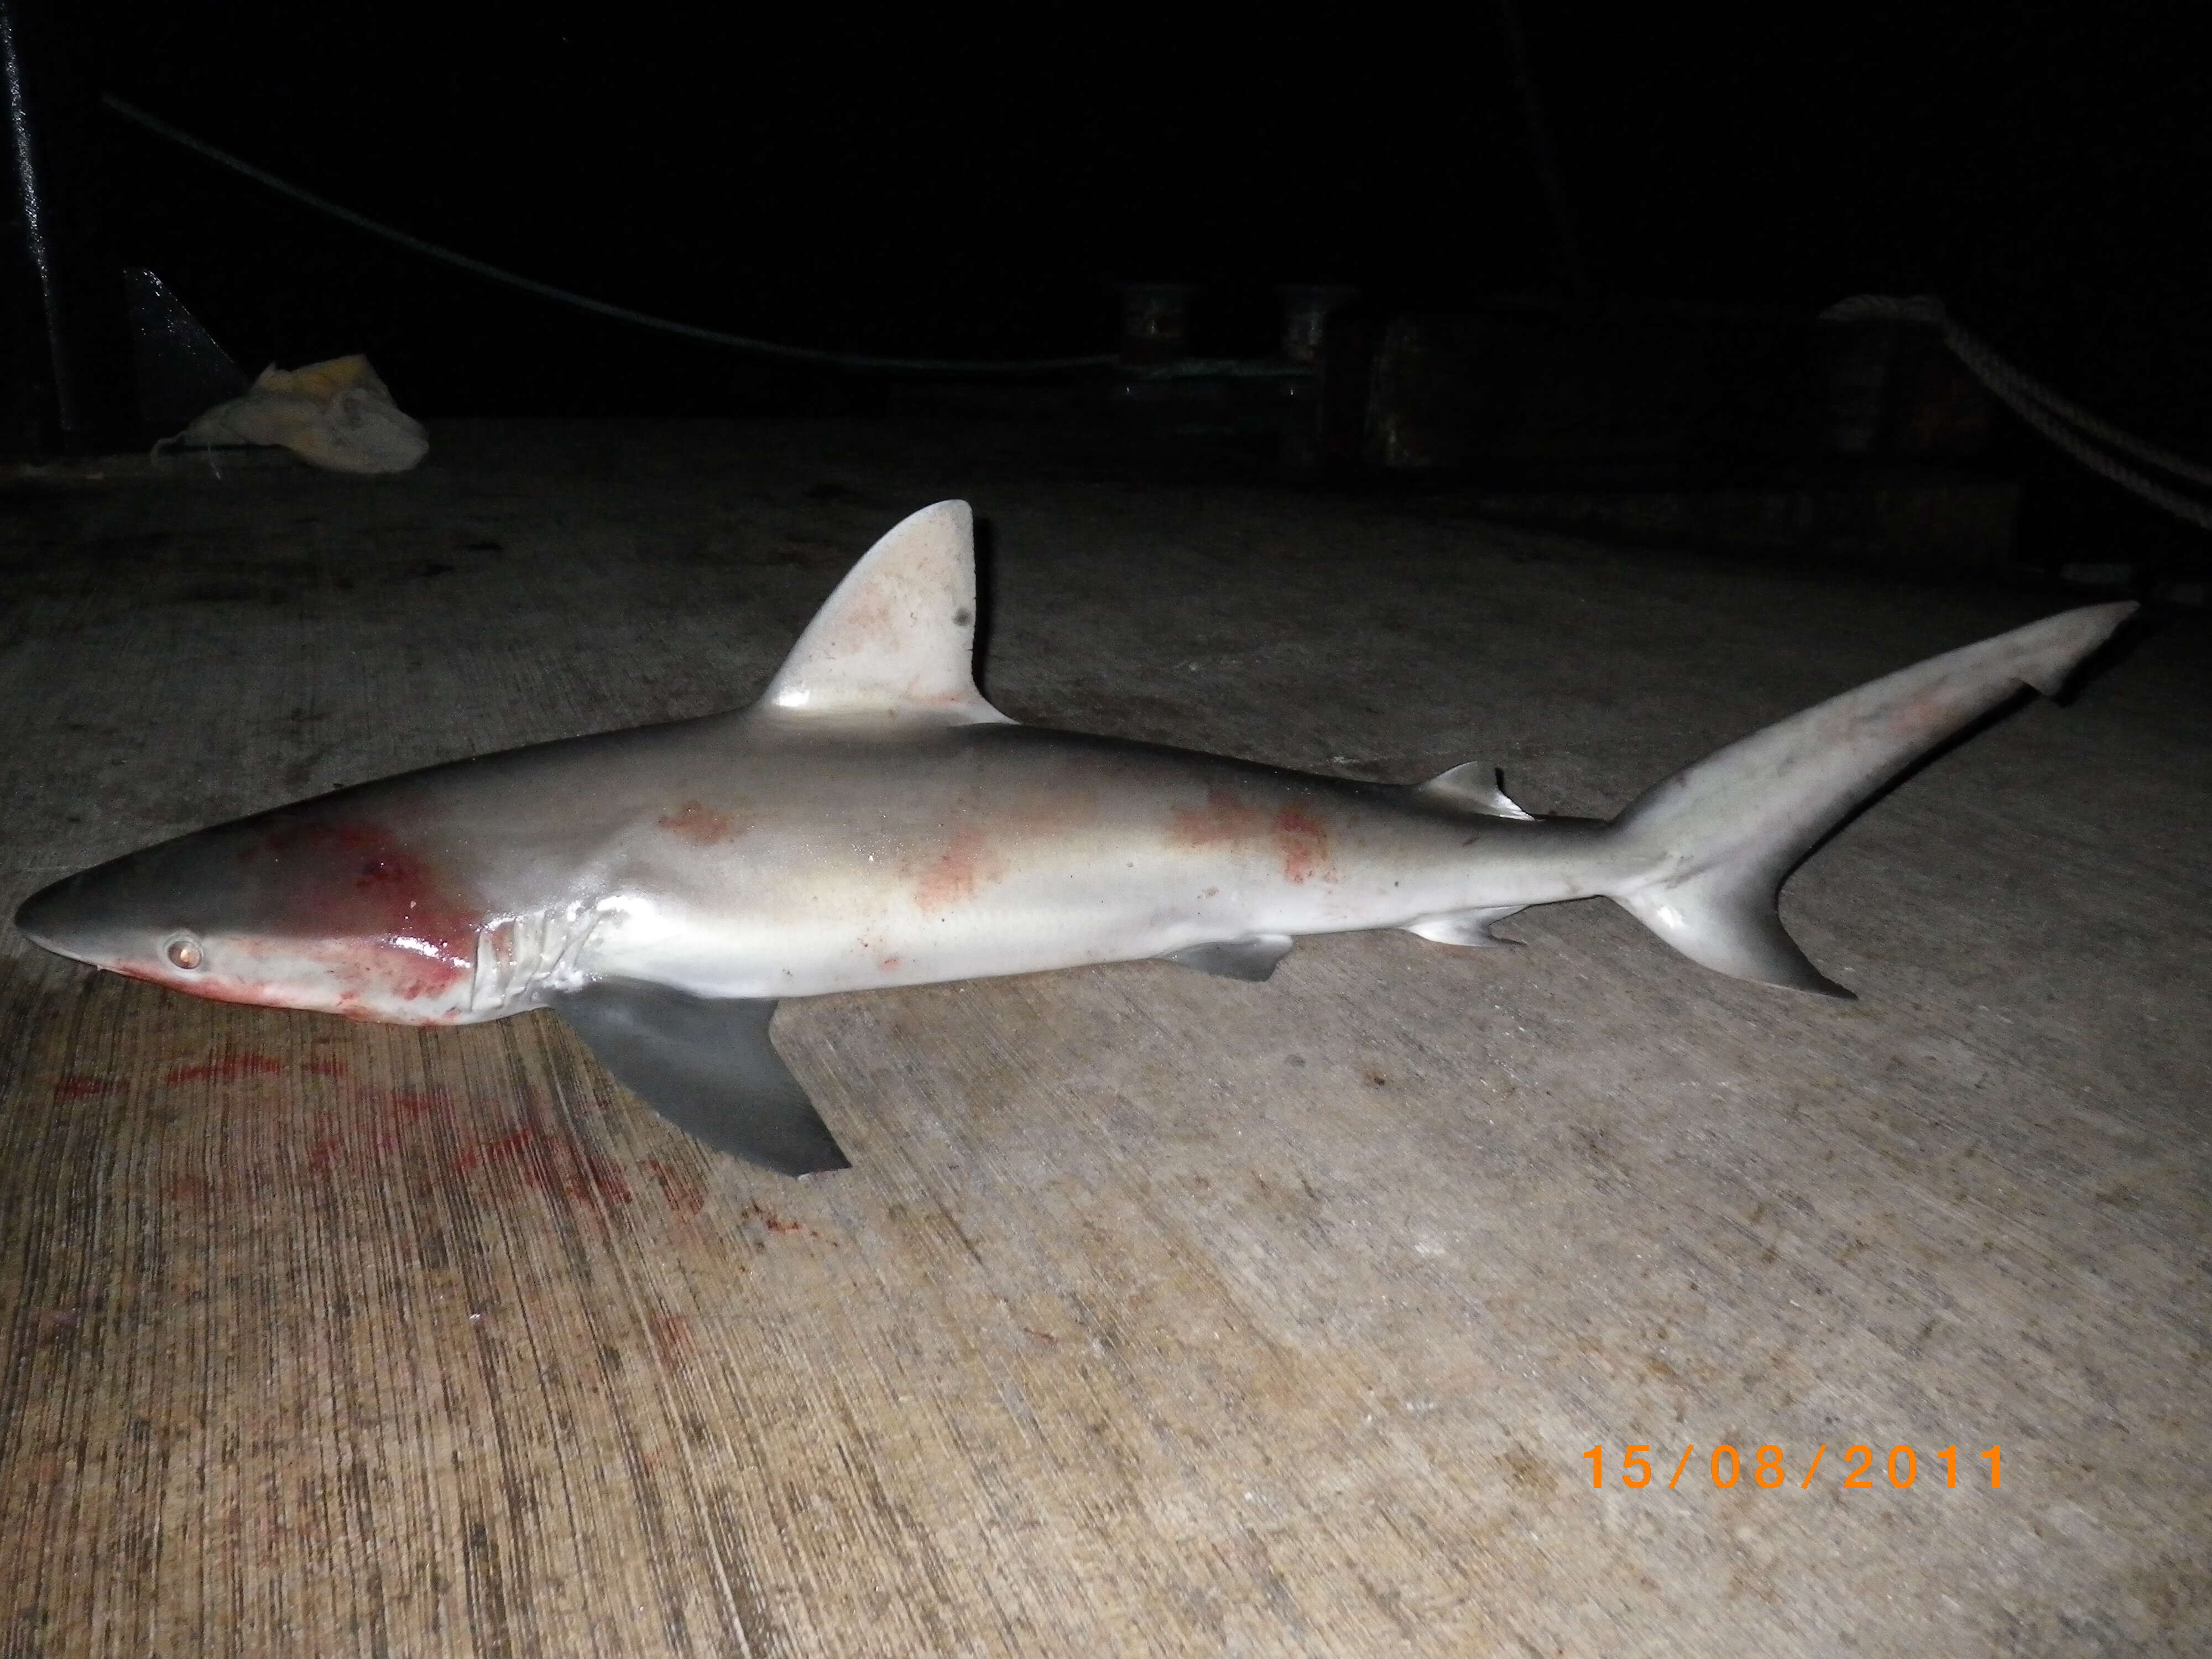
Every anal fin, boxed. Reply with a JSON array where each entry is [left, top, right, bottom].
[[551, 980, 851, 1176], [1405, 906, 1526, 947], [1163, 934, 1296, 982]]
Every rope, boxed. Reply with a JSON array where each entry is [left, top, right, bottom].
[[1821, 293, 2212, 530], [100, 95, 1117, 377]]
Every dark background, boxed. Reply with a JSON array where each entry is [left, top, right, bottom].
[[67, 5, 2200, 405], [14, 0, 2211, 570]]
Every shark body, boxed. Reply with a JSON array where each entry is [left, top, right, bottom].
[[15, 503, 2134, 1174]]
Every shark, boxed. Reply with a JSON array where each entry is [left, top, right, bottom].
[[14, 502, 2133, 1175]]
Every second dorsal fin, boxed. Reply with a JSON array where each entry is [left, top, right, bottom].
[[1414, 761, 1535, 820], [759, 500, 1013, 725]]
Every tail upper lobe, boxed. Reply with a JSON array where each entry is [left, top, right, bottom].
[[1603, 603, 2134, 995]]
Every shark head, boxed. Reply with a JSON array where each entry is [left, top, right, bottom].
[[15, 804, 485, 1024], [12, 498, 1005, 1035]]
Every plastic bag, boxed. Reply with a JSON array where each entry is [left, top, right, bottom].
[[164, 354, 428, 474]]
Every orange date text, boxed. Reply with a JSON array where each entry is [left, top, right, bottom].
[[1583, 1443, 2001, 1490]]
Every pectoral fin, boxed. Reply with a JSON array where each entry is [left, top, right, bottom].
[[551, 980, 850, 1176], [1163, 934, 1296, 982]]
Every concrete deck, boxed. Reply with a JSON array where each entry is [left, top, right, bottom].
[[2, 420, 2204, 1657]]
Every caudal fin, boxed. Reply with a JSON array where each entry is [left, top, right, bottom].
[[1605, 602, 2134, 997]]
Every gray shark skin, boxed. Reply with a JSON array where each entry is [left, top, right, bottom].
[[15, 502, 2135, 1175]]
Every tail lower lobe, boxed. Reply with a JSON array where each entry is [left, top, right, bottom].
[[1603, 603, 2133, 995]]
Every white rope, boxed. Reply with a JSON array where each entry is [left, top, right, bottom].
[[101, 95, 1116, 377], [1821, 293, 2212, 530], [1954, 340, 2212, 488]]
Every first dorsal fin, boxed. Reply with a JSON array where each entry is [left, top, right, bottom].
[[759, 500, 1013, 725]]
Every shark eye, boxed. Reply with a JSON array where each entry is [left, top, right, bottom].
[[164, 935, 205, 971]]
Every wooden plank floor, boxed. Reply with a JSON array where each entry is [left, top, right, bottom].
[[3, 420, 2205, 1657]]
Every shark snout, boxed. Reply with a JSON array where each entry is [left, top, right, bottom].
[[15, 874, 100, 963]]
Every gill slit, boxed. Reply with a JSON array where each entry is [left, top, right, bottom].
[[469, 902, 600, 1012]]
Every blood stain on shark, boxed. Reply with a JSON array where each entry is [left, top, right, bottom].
[[1169, 791, 1336, 883], [1271, 805, 1337, 884], [659, 801, 750, 845], [911, 824, 1005, 912], [255, 818, 482, 997], [1167, 789, 1264, 850]]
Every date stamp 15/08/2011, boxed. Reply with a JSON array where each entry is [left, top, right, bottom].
[[1586, 1444, 2003, 1491]]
